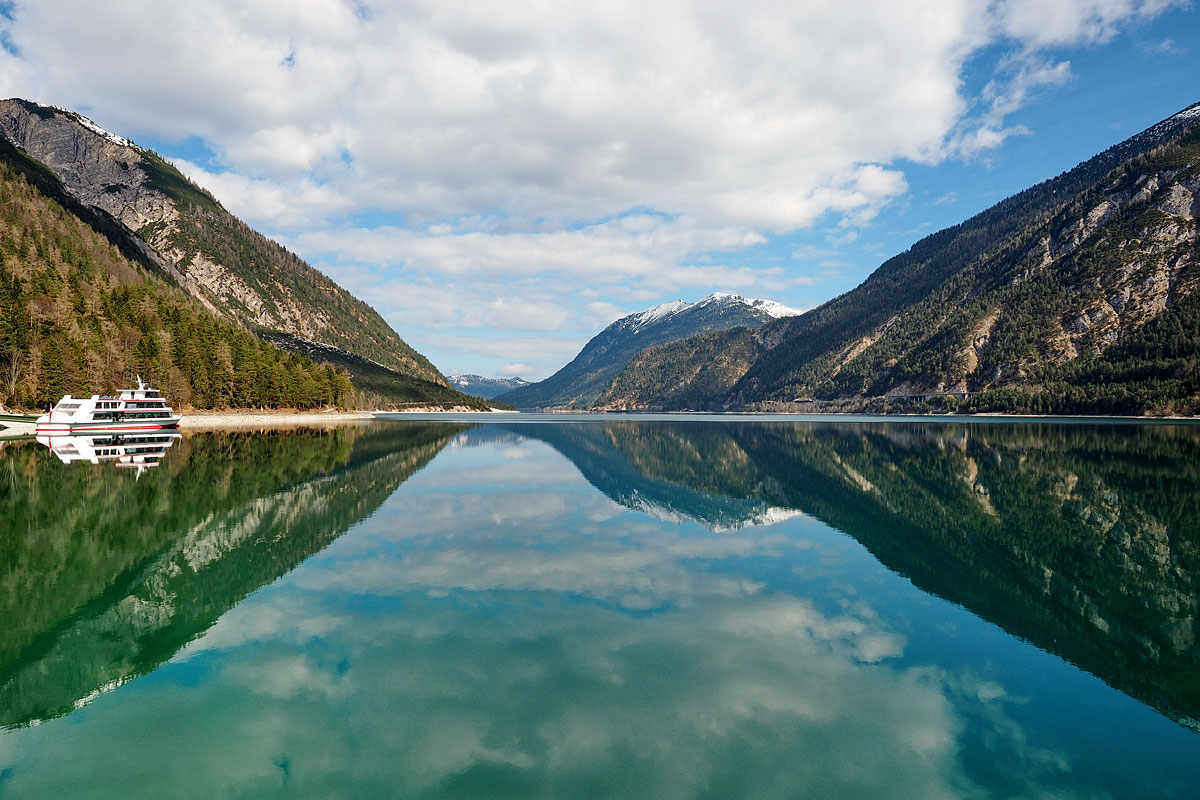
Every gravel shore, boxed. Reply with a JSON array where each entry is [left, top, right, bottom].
[[180, 411, 377, 430]]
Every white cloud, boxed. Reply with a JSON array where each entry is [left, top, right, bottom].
[[0, 0, 1081, 233], [497, 363, 534, 378], [995, 0, 1186, 48], [946, 52, 1076, 158], [421, 334, 589, 362], [581, 301, 626, 328], [0, 0, 1182, 373], [293, 217, 766, 282], [174, 158, 355, 229]]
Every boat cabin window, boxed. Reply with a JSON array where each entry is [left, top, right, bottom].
[[54, 402, 82, 413]]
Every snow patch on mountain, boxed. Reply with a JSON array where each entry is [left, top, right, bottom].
[[628, 299, 689, 331], [704, 292, 802, 319], [447, 374, 530, 399], [1108, 102, 1200, 164], [1173, 103, 1200, 123], [60, 108, 134, 148], [624, 292, 800, 332]]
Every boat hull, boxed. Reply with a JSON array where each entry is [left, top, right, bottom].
[[36, 417, 182, 434]]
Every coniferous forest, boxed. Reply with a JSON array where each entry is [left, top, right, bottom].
[[0, 157, 357, 410]]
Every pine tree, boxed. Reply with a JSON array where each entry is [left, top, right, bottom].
[[38, 338, 66, 405]]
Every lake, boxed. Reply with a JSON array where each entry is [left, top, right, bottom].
[[1, 417, 1198, 798]]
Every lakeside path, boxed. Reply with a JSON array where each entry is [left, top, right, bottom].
[[0, 420, 35, 437], [6, 409, 1193, 438]]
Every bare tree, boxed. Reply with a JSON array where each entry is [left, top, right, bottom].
[[3, 352, 21, 403]]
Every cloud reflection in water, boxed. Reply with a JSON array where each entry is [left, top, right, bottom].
[[0, 426, 1190, 799]]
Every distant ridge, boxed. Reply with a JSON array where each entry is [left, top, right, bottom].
[[446, 374, 530, 400], [497, 292, 800, 409]]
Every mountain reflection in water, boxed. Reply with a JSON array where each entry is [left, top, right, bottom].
[[0, 418, 1197, 799], [501, 420, 1200, 729], [0, 422, 465, 727]]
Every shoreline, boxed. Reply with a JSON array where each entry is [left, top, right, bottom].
[[3, 408, 1195, 439], [179, 410, 377, 430], [180, 407, 515, 430]]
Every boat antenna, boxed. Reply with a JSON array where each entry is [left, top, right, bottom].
[[136, 374, 146, 391]]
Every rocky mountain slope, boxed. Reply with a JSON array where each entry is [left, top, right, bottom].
[[0, 106, 488, 410], [447, 373, 530, 399], [0, 142, 348, 409], [0, 99, 446, 388], [599, 103, 1200, 415], [0, 98, 490, 409], [497, 292, 800, 409]]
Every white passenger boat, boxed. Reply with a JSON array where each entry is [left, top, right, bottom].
[[35, 377, 182, 434]]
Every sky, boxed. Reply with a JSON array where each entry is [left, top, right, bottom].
[[0, 1, 1197, 380]]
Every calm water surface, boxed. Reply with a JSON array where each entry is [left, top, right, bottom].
[[0, 418, 1197, 798]]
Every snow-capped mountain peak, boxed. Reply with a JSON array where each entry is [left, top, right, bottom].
[[698, 292, 801, 319], [499, 291, 802, 408], [626, 299, 690, 330], [446, 374, 530, 400], [58, 108, 134, 148], [623, 292, 800, 331]]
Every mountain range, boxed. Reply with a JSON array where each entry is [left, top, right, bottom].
[[6, 97, 1197, 416], [0, 98, 488, 410], [595, 103, 1200, 416], [446, 374, 530, 400], [497, 292, 800, 409]]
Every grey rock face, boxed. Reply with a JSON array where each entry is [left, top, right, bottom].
[[0, 101, 170, 231], [0, 98, 445, 386]]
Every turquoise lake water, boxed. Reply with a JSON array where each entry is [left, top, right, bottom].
[[1, 418, 1197, 798]]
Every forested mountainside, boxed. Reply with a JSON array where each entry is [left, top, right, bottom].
[[0, 135, 488, 410], [499, 292, 799, 409], [0, 99, 450, 387], [0, 99, 489, 410], [599, 104, 1200, 416]]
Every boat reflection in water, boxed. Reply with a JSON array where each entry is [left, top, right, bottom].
[[37, 430, 182, 478], [0, 422, 466, 729], [1, 419, 1197, 799]]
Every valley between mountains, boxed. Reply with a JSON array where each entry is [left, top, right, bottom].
[[2, 97, 1198, 416], [493, 103, 1200, 417]]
